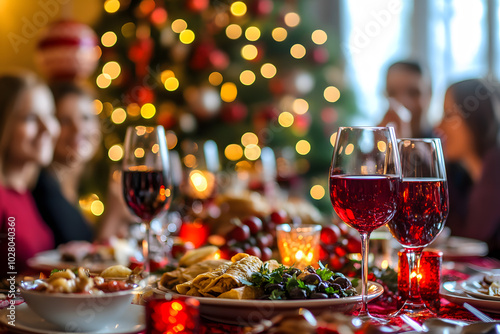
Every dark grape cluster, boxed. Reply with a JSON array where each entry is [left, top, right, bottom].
[[246, 263, 358, 300]]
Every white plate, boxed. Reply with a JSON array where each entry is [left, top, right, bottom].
[[155, 281, 383, 326], [433, 236, 488, 259], [441, 281, 500, 314], [461, 275, 500, 301], [27, 250, 117, 273], [0, 303, 145, 334]]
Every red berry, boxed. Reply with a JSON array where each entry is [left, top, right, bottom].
[[260, 247, 273, 261], [345, 235, 362, 253], [242, 216, 263, 234], [320, 225, 341, 245], [270, 210, 288, 224], [334, 244, 347, 258], [244, 246, 262, 258], [229, 225, 251, 242]]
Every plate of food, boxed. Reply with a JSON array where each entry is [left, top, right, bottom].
[[441, 279, 500, 314], [461, 274, 500, 301], [155, 250, 383, 326]]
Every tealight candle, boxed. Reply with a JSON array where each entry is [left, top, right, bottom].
[[146, 295, 200, 334], [276, 224, 321, 269], [397, 248, 442, 312]]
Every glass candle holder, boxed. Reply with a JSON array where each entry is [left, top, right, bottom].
[[146, 295, 200, 334], [276, 224, 321, 269], [397, 248, 442, 313]]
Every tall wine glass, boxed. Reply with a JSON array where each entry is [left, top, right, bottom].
[[386, 138, 448, 316], [122, 125, 173, 282], [329, 127, 401, 320]]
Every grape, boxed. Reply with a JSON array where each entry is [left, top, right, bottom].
[[260, 247, 272, 261], [229, 225, 251, 242], [270, 210, 287, 224], [320, 225, 341, 245], [244, 246, 262, 258], [242, 216, 263, 234]]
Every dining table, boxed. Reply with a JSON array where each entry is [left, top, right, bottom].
[[1, 254, 499, 334]]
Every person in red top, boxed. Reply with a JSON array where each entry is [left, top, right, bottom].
[[0, 70, 60, 278]]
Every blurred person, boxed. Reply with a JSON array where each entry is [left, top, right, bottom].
[[379, 60, 433, 138], [31, 82, 98, 246], [0, 71, 60, 276], [436, 78, 500, 258]]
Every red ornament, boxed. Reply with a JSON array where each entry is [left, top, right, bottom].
[[221, 102, 248, 123], [128, 37, 154, 78], [157, 110, 177, 129], [35, 20, 98, 81], [186, 0, 209, 12], [125, 85, 155, 106]]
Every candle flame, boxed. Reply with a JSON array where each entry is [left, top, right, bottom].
[[295, 250, 304, 260], [306, 252, 314, 262], [214, 251, 221, 260], [381, 260, 388, 269]]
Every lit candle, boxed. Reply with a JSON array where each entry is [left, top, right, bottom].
[[146, 295, 199, 334], [276, 224, 321, 269]]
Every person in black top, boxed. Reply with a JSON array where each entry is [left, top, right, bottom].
[[32, 82, 99, 246]]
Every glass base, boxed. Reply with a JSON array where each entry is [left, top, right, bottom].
[[397, 301, 436, 318]]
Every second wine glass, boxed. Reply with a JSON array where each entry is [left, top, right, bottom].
[[329, 126, 401, 320], [386, 138, 449, 316], [122, 125, 173, 282]]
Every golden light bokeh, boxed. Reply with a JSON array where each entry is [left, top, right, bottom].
[[245, 26, 261, 41], [296, 140, 311, 155], [179, 29, 195, 44], [226, 24, 242, 40], [330, 132, 338, 147], [312, 29, 328, 45], [104, 0, 120, 13], [293, 98, 309, 115], [278, 111, 294, 127], [127, 103, 141, 117], [260, 63, 277, 79], [152, 143, 159, 154], [102, 61, 121, 79], [230, 1, 247, 16], [377, 141, 387, 152], [96, 73, 112, 89], [184, 154, 197, 168], [164, 77, 180, 91], [310, 185, 326, 200], [272, 27, 287, 42], [290, 44, 306, 59], [220, 82, 237, 102], [324, 86, 341, 103], [134, 147, 145, 158], [108, 144, 124, 161], [161, 70, 175, 83], [209, 72, 223, 86], [121, 22, 135, 38], [101, 31, 117, 47], [345, 143, 354, 155], [94, 99, 103, 115], [172, 19, 187, 33], [225, 144, 243, 161], [166, 131, 178, 149], [90, 200, 104, 216], [141, 103, 156, 119], [240, 70, 256, 85], [111, 108, 126, 124], [284, 12, 300, 27], [241, 44, 258, 60], [244, 144, 261, 161], [241, 132, 258, 146]]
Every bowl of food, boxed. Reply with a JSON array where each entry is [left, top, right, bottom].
[[20, 267, 139, 332]]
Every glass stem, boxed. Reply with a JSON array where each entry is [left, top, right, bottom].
[[142, 221, 152, 279], [405, 248, 425, 307], [359, 232, 370, 317]]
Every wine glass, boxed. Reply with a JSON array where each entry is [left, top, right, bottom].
[[122, 125, 173, 282], [386, 138, 449, 316], [329, 127, 401, 320]]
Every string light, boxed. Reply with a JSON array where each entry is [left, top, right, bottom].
[[241, 132, 258, 146], [272, 27, 287, 42], [226, 24, 242, 39], [220, 82, 237, 102], [161, 70, 175, 83], [111, 108, 127, 124], [310, 185, 325, 200], [102, 61, 121, 79], [90, 200, 104, 216], [293, 98, 309, 114], [108, 144, 123, 161], [241, 44, 258, 60], [312, 29, 328, 45], [278, 112, 294, 127], [296, 140, 311, 155], [96, 73, 112, 89], [104, 0, 120, 13], [230, 1, 247, 16], [245, 26, 261, 41], [179, 29, 195, 44], [260, 63, 277, 79], [172, 19, 187, 33], [244, 144, 261, 160], [164, 77, 180, 91], [225, 144, 243, 161], [324, 86, 341, 103], [290, 44, 306, 59], [284, 12, 300, 27], [240, 70, 256, 85], [209, 72, 223, 86], [101, 31, 117, 47], [141, 103, 156, 119]]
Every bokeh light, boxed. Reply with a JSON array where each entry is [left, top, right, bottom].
[[226, 24, 242, 39], [377, 141, 387, 152], [296, 140, 311, 155], [241, 44, 258, 60], [111, 108, 126, 124], [90, 200, 104, 216], [310, 185, 325, 200], [345, 143, 354, 155], [230, 1, 247, 16], [134, 148, 145, 158], [108, 144, 123, 161], [244, 144, 261, 160], [245, 26, 261, 41], [94, 99, 103, 115], [225, 144, 243, 161], [293, 98, 309, 115], [166, 131, 178, 149], [164, 77, 180, 91], [179, 29, 195, 44], [220, 82, 237, 102], [121, 22, 135, 37], [260, 63, 277, 79], [312, 29, 328, 45], [101, 31, 117, 47], [330, 132, 338, 147], [102, 61, 121, 79], [272, 27, 287, 42], [240, 70, 256, 85], [104, 0, 120, 13], [241, 132, 258, 146], [127, 103, 141, 117], [96, 73, 112, 89], [171, 19, 187, 33], [161, 70, 175, 83], [209, 72, 223, 86], [324, 86, 341, 103], [278, 111, 294, 127], [284, 12, 300, 27], [141, 103, 156, 119], [290, 44, 306, 59]]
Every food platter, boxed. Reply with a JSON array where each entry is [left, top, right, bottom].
[[155, 281, 383, 325], [461, 275, 500, 301], [27, 249, 117, 273], [441, 280, 500, 314]]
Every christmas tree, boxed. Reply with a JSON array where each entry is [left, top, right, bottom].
[[93, 0, 357, 214]]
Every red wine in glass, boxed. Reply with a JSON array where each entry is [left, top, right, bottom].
[[330, 175, 399, 233], [388, 178, 448, 247], [123, 169, 171, 224]]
